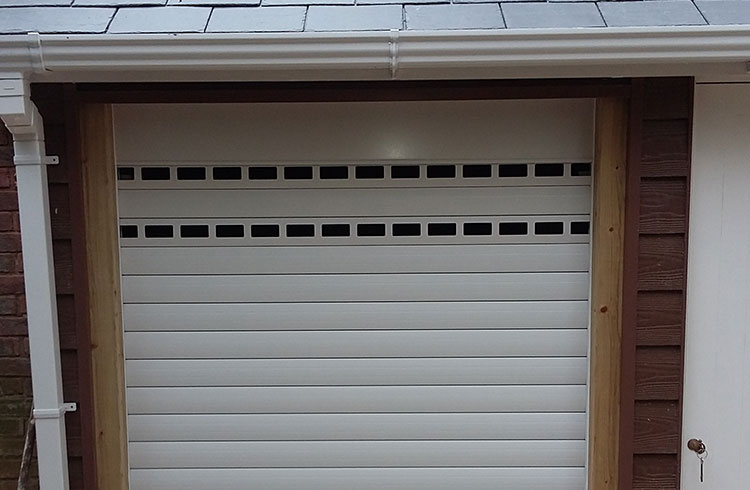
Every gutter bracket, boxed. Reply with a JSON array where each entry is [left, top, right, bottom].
[[34, 403, 78, 420]]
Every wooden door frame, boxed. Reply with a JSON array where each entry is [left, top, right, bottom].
[[75, 81, 630, 490]]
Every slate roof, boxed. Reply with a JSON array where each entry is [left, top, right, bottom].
[[0, 0, 749, 34]]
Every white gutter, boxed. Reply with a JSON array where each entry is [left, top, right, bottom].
[[0, 75, 74, 490], [1, 26, 750, 81]]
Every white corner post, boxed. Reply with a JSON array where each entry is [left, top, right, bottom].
[[0, 74, 73, 490]]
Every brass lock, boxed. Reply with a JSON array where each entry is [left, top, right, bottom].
[[687, 438, 706, 455]]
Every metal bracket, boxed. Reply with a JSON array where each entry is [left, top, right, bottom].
[[14, 155, 59, 166], [33, 402, 77, 420]]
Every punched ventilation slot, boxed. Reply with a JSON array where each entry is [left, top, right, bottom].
[[177, 167, 206, 181], [535, 222, 565, 235], [249, 167, 277, 180], [216, 225, 244, 238], [213, 167, 242, 180], [251, 225, 280, 238], [287, 224, 315, 237]]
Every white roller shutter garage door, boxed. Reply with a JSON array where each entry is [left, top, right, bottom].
[[115, 100, 594, 490]]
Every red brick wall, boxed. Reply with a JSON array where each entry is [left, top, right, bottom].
[[0, 126, 38, 490]]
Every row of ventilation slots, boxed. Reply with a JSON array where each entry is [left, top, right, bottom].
[[117, 162, 591, 182], [120, 221, 591, 239]]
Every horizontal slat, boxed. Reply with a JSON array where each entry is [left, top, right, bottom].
[[123, 301, 589, 332], [118, 187, 591, 219], [128, 440, 587, 468], [122, 273, 590, 303], [126, 386, 586, 414], [129, 467, 585, 490], [124, 330, 588, 359], [125, 358, 588, 387], [120, 244, 590, 274], [128, 413, 586, 441]]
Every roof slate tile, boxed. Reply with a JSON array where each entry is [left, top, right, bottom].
[[306, 5, 403, 31], [74, 0, 165, 6], [168, 0, 259, 5], [599, 1, 707, 27], [359, 0, 447, 5], [503, 2, 605, 28], [263, 0, 353, 6], [108, 6, 211, 32], [207, 6, 305, 31], [0, 6, 114, 34], [696, 0, 750, 25], [405, 4, 505, 30], [1, 0, 71, 5]]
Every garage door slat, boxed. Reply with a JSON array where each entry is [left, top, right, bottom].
[[118, 186, 591, 219], [129, 467, 586, 490], [128, 440, 586, 468], [122, 273, 589, 303], [125, 358, 588, 387], [128, 413, 586, 441], [122, 301, 588, 332], [126, 385, 587, 414], [120, 244, 590, 274], [124, 330, 587, 359]]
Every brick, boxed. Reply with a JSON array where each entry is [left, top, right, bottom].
[[0, 236, 20, 254], [306, 5, 403, 31], [0, 169, 14, 190], [0, 338, 21, 357], [0, 256, 15, 274], [0, 277, 23, 296], [502, 2, 604, 28], [109, 7, 211, 33], [0, 129, 8, 147], [208, 6, 305, 32], [0, 378, 25, 396], [0, 298, 15, 317], [0, 194, 17, 213], [0, 419, 24, 438], [0, 215, 13, 233], [0, 7, 116, 34], [696, 1, 750, 25], [0, 401, 30, 418], [405, 4, 505, 30], [0, 359, 30, 377], [0, 438, 24, 457], [0, 319, 27, 337], [599, 1, 706, 27]]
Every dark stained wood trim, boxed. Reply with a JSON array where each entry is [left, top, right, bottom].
[[620, 78, 643, 490], [75, 79, 631, 104], [622, 77, 693, 490], [64, 84, 98, 490]]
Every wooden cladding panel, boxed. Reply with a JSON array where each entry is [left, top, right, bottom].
[[632, 455, 678, 490], [640, 120, 690, 177], [636, 291, 684, 346], [624, 77, 692, 490], [637, 235, 686, 290], [634, 347, 681, 401], [639, 179, 687, 234], [633, 401, 681, 454]]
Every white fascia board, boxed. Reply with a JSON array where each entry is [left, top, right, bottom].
[[2, 26, 750, 82]]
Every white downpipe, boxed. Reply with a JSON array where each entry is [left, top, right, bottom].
[[0, 75, 72, 490]]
